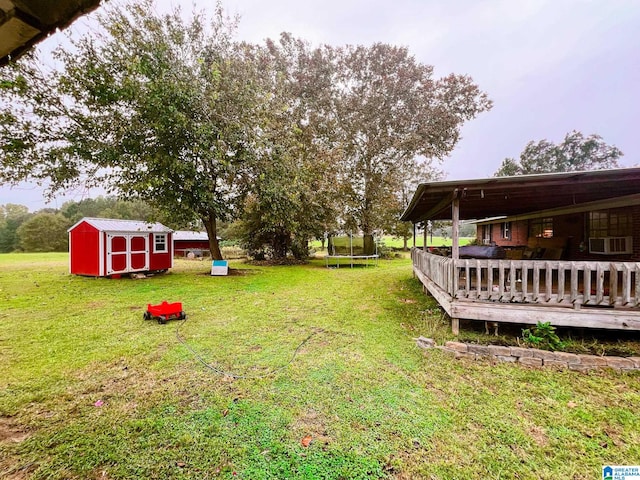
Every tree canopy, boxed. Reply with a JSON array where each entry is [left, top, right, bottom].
[[495, 131, 623, 176], [17, 212, 69, 252], [1, 1, 491, 260], [0, 204, 30, 252], [332, 44, 491, 236]]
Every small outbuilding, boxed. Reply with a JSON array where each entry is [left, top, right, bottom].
[[68, 217, 173, 277], [173, 231, 211, 257]]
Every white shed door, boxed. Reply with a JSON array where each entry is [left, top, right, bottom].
[[106, 234, 149, 274]]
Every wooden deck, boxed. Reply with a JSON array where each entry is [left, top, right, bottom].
[[412, 248, 640, 332]]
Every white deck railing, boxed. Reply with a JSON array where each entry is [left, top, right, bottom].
[[412, 249, 640, 308]]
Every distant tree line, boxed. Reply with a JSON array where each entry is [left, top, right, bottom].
[[0, 197, 172, 253]]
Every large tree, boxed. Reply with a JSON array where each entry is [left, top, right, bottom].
[[0, 204, 31, 252], [331, 43, 492, 236], [241, 39, 492, 250], [0, 1, 268, 259], [17, 212, 70, 252], [236, 34, 341, 260], [495, 131, 623, 176], [381, 161, 443, 250]]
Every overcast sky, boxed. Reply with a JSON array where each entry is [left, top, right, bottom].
[[2, 0, 639, 211]]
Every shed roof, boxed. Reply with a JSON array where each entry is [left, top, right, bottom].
[[68, 217, 172, 233], [400, 167, 640, 223], [173, 231, 209, 241], [1, 0, 101, 67]]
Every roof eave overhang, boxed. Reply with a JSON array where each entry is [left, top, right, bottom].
[[400, 167, 640, 224], [473, 193, 640, 226], [0, 0, 102, 67]]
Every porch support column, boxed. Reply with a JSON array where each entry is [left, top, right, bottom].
[[452, 191, 460, 260], [412, 223, 416, 248], [423, 221, 427, 252], [451, 190, 461, 336]]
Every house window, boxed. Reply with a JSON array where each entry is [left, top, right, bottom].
[[501, 222, 511, 240], [589, 209, 632, 237], [154, 234, 167, 253], [529, 217, 553, 238]]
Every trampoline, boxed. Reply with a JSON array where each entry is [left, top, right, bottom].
[[325, 233, 379, 268]]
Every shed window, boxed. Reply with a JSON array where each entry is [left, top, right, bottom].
[[154, 234, 168, 253]]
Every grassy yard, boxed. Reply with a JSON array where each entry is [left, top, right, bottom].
[[379, 236, 475, 249], [1, 253, 639, 479], [311, 236, 474, 251]]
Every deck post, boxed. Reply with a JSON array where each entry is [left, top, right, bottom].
[[451, 193, 460, 260], [451, 317, 460, 335], [413, 223, 416, 248], [423, 221, 427, 252]]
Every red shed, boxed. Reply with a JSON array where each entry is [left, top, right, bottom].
[[68, 217, 173, 277], [173, 231, 211, 257]]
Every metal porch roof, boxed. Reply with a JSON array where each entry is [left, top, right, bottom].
[[173, 231, 209, 241], [400, 167, 640, 223]]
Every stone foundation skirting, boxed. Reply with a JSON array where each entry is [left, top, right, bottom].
[[415, 337, 640, 372]]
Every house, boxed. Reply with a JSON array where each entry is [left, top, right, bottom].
[[68, 217, 173, 277], [400, 167, 640, 333], [173, 231, 211, 257]]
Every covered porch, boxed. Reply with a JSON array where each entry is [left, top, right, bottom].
[[401, 168, 640, 334]]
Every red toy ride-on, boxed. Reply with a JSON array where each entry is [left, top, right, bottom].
[[144, 301, 186, 324]]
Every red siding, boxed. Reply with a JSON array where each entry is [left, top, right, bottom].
[[149, 232, 173, 271], [489, 220, 528, 247], [476, 220, 529, 247], [69, 221, 100, 276], [69, 223, 172, 276], [174, 240, 210, 256]]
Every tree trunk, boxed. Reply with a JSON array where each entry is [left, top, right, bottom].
[[403, 236, 408, 251], [202, 214, 223, 260], [363, 234, 374, 255], [272, 230, 289, 260]]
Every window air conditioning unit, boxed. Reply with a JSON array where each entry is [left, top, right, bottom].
[[482, 239, 491, 245], [589, 236, 633, 255]]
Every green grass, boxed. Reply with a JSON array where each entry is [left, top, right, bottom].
[[311, 236, 474, 250], [1, 253, 639, 479], [380, 236, 474, 248]]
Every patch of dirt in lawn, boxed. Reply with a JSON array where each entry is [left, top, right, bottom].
[[0, 417, 29, 444], [63, 358, 242, 418], [292, 409, 332, 448], [527, 424, 549, 447], [87, 301, 107, 309], [0, 460, 37, 480]]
